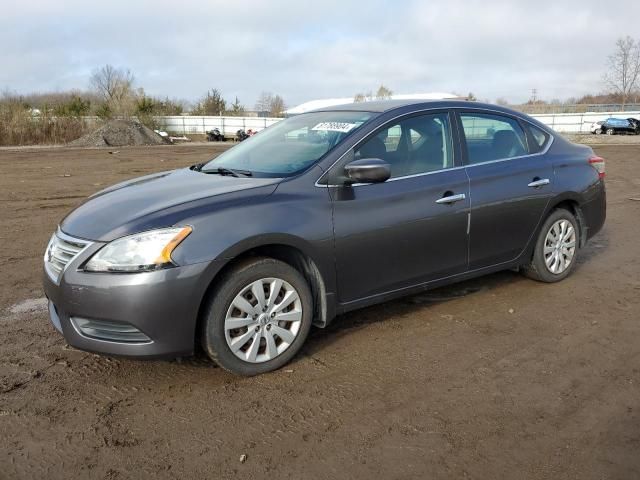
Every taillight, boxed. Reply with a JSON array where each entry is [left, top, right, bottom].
[[588, 155, 605, 179]]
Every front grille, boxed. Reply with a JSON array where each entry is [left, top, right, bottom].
[[44, 229, 90, 283], [71, 317, 152, 343]]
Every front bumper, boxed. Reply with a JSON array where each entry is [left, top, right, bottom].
[[43, 243, 219, 359]]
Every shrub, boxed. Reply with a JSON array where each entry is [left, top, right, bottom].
[[0, 95, 93, 146], [95, 103, 112, 120], [53, 96, 91, 117]]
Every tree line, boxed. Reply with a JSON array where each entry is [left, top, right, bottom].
[[2, 36, 639, 146], [191, 88, 286, 117], [4, 32, 639, 123], [1, 64, 288, 121], [0, 65, 288, 145], [499, 35, 640, 108], [359, 37, 640, 110]]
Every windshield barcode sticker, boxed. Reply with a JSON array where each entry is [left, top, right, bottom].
[[311, 122, 357, 133]]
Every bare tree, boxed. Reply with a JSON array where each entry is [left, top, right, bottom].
[[375, 84, 393, 100], [604, 36, 640, 108], [89, 65, 137, 117], [268, 94, 286, 116], [255, 91, 273, 113], [354, 85, 393, 102], [353, 91, 374, 102], [255, 92, 286, 116], [90, 65, 135, 103]]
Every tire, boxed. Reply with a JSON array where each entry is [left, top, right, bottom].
[[594, 129, 601, 135], [522, 208, 580, 283], [606, 128, 615, 135], [201, 257, 313, 376]]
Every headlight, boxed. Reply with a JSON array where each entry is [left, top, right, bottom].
[[84, 227, 192, 272]]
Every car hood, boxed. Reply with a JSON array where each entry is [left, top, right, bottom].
[[61, 168, 280, 241]]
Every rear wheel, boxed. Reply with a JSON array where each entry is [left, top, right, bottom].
[[606, 128, 615, 135], [522, 209, 579, 283], [201, 257, 313, 375]]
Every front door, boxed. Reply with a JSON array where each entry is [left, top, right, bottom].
[[330, 111, 470, 304]]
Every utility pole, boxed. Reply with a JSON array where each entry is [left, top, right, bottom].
[[531, 88, 538, 103]]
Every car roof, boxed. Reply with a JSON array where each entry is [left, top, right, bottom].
[[310, 98, 559, 137], [314, 98, 515, 114]]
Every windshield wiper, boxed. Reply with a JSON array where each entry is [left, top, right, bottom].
[[199, 166, 253, 177], [209, 167, 253, 177]]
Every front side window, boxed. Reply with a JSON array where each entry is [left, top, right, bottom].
[[354, 112, 454, 178], [460, 113, 527, 164], [203, 111, 375, 177]]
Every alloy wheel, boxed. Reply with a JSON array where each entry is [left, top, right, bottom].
[[543, 219, 577, 274], [224, 277, 303, 363]]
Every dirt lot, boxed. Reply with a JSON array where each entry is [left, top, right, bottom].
[[565, 133, 640, 145], [1, 143, 639, 480]]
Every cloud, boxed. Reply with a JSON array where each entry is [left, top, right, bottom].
[[1, 0, 638, 106]]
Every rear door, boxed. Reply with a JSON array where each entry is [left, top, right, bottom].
[[329, 111, 470, 303], [456, 110, 554, 269]]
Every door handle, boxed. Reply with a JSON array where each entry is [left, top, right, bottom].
[[436, 193, 466, 204], [528, 178, 550, 188]]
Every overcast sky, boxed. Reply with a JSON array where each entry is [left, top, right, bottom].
[[1, 0, 638, 108]]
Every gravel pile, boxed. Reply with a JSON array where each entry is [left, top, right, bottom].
[[69, 119, 166, 147]]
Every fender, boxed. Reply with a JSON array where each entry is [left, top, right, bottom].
[[516, 190, 589, 266], [215, 232, 335, 294], [190, 233, 336, 328]]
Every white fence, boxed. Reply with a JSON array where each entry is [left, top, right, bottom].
[[531, 111, 640, 133], [157, 116, 282, 136], [156, 110, 640, 136]]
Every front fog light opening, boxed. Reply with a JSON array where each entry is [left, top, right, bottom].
[[71, 317, 152, 343]]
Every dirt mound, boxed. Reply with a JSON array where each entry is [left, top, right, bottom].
[[69, 119, 166, 147]]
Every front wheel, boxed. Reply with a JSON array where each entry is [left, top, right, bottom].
[[201, 257, 313, 375], [522, 209, 579, 283], [606, 128, 615, 135]]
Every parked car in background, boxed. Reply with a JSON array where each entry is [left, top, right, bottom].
[[206, 128, 225, 142], [43, 100, 607, 375], [236, 129, 250, 141], [600, 117, 640, 135], [590, 120, 604, 134]]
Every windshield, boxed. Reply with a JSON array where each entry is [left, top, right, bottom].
[[202, 111, 375, 177]]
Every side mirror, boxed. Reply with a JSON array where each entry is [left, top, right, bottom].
[[343, 158, 391, 184]]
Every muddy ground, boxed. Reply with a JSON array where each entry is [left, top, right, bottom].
[[0, 143, 639, 480]]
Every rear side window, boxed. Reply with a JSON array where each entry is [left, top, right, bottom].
[[526, 124, 550, 153], [460, 113, 528, 164]]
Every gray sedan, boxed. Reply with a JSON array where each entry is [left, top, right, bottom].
[[43, 100, 606, 375]]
